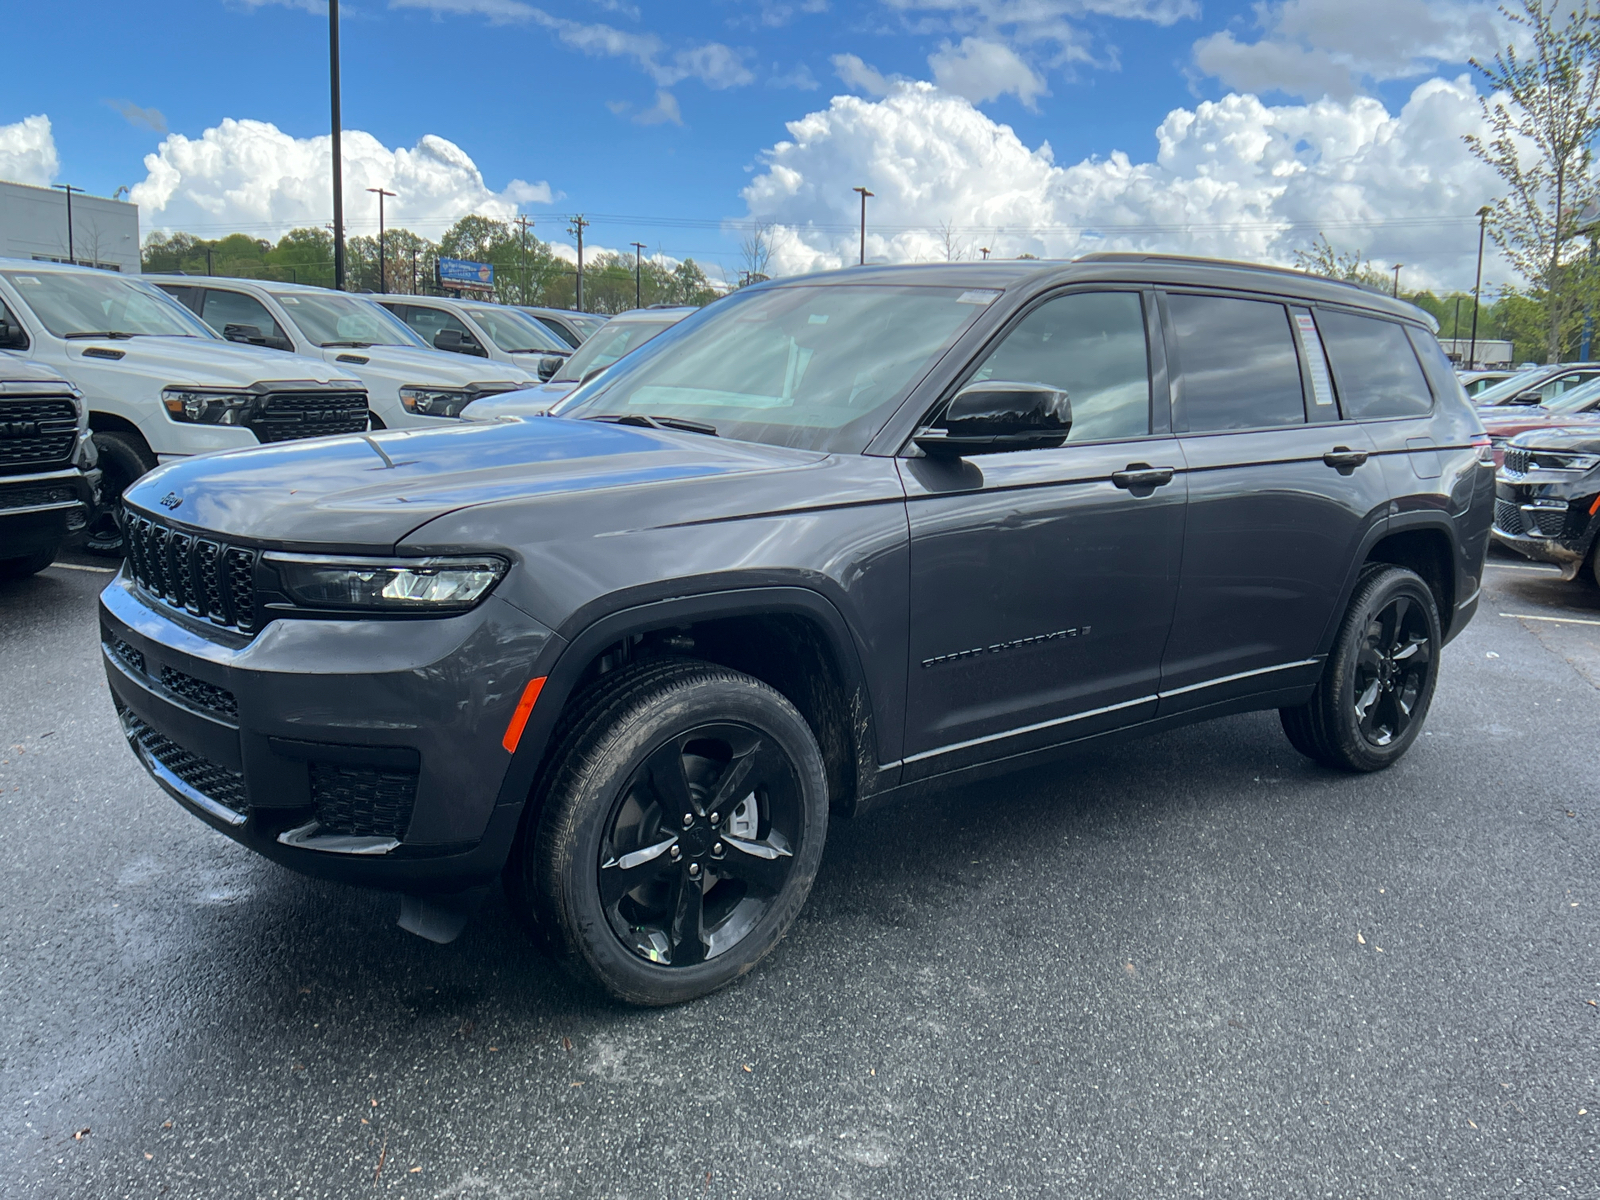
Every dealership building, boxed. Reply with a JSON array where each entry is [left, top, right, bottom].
[[0, 179, 141, 273]]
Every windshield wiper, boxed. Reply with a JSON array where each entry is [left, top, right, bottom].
[[64, 331, 137, 340], [320, 340, 375, 348], [587, 413, 718, 437]]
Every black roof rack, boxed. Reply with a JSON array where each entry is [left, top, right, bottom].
[[1073, 251, 1385, 296]]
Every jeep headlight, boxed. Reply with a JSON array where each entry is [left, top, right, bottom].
[[1526, 450, 1600, 472], [163, 388, 256, 425], [264, 553, 508, 611], [400, 386, 472, 418]]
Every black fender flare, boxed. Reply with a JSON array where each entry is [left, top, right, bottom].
[[491, 585, 884, 813], [1313, 509, 1467, 658]]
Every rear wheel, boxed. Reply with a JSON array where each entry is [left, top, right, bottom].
[[1279, 565, 1441, 772], [0, 548, 56, 580], [512, 659, 828, 1006], [84, 431, 156, 556]]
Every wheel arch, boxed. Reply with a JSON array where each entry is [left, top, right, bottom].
[[496, 586, 886, 830], [87, 411, 150, 446], [1364, 522, 1457, 637]]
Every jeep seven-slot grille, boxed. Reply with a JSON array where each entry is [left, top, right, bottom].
[[246, 390, 369, 444], [120, 707, 247, 814], [0, 398, 78, 475], [310, 762, 418, 841], [124, 509, 258, 633], [1503, 447, 1530, 475]]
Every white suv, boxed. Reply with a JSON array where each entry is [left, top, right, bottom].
[[373, 295, 572, 380], [153, 278, 536, 429], [0, 259, 368, 553]]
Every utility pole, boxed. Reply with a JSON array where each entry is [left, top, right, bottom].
[[51, 184, 82, 265], [205, 246, 213, 276], [329, 0, 346, 291], [514, 215, 533, 303], [569, 215, 589, 311], [1469, 205, 1490, 370], [851, 186, 873, 266], [367, 187, 395, 293], [630, 241, 647, 309], [979, 247, 990, 260], [1391, 264, 1402, 299], [411, 246, 418, 294]]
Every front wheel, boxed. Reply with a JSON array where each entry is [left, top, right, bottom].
[[514, 659, 829, 1006], [1280, 565, 1442, 772], [84, 431, 156, 556], [0, 548, 56, 580]]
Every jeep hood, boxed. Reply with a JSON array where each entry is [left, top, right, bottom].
[[122, 415, 825, 550]]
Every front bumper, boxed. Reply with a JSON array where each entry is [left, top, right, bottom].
[[0, 467, 98, 556], [1492, 481, 1600, 578], [98, 572, 559, 892]]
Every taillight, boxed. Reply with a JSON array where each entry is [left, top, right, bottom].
[[1471, 434, 1494, 465]]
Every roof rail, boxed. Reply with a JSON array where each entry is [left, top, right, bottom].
[[1073, 251, 1382, 294]]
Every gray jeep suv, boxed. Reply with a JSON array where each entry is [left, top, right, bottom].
[[98, 256, 1494, 1005]]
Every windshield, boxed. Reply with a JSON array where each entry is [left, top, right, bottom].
[[1473, 368, 1554, 405], [553, 316, 679, 382], [272, 292, 425, 348], [560, 284, 993, 453], [2, 270, 216, 339], [1547, 376, 1600, 413], [462, 305, 568, 354]]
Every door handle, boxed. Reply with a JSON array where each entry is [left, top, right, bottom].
[[1111, 464, 1176, 489], [1323, 446, 1369, 470]]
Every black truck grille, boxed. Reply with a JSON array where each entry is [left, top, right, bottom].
[[310, 762, 418, 841], [124, 509, 258, 633], [246, 390, 369, 444], [122, 708, 247, 814], [0, 398, 78, 475]]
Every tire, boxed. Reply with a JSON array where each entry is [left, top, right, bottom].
[[84, 431, 156, 557], [1279, 565, 1442, 772], [0, 548, 56, 580], [511, 658, 829, 1006]]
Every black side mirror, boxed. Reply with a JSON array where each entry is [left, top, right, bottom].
[[433, 329, 485, 357], [537, 354, 563, 382], [0, 314, 30, 349], [264, 334, 295, 352], [1512, 390, 1543, 406], [223, 322, 265, 345], [914, 381, 1072, 457]]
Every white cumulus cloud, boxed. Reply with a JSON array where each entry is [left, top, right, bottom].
[[128, 119, 550, 238], [1193, 0, 1502, 100], [0, 114, 60, 188], [740, 76, 1502, 291], [929, 37, 1049, 109]]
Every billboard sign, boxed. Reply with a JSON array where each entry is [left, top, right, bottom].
[[437, 257, 494, 289]]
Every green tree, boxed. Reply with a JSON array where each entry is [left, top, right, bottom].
[[1292, 234, 1393, 290]]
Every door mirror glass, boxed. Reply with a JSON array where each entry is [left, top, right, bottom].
[[914, 381, 1072, 457]]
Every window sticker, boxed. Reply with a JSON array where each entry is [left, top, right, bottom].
[[14, 276, 40, 286], [808, 313, 829, 325], [280, 296, 300, 305], [1294, 311, 1336, 406], [957, 289, 1002, 305]]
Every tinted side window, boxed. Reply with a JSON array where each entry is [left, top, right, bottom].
[[1317, 311, 1431, 419], [970, 291, 1150, 442], [1167, 294, 1304, 432], [155, 283, 202, 313], [398, 304, 472, 344], [1539, 370, 1600, 402], [200, 289, 286, 341], [537, 315, 582, 348]]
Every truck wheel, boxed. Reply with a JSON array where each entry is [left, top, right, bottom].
[[513, 658, 828, 1006], [85, 431, 156, 556], [1279, 565, 1441, 772], [0, 548, 56, 580]]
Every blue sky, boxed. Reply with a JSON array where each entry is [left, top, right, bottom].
[[0, 0, 1507, 287]]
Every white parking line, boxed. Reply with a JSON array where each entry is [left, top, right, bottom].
[[1499, 611, 1600, 627], [1486, 562, 1562, 572], [48, 562, 115, 574]]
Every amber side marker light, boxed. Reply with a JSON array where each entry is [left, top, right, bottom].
[[502, 677, 547, 753]]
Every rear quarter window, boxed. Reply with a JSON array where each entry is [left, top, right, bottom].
[[1317, 310, 1433, 419]]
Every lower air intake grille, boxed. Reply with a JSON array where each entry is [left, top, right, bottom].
[[310, 762, 418, 841], [0, 482, 81, 512], [105, 636, 146, 676], [1494, 498, 1524, 536], [1530, 507, 1568, 537], [159, 666, 239, 719], [123, 709, 247, 814]]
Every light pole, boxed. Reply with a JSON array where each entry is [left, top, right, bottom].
[[51, 184, 82, 264], [1391, 263, 1403, 299], [330, 0, 346, 291], [366, 187, 395, 293], [851, 186, 873, 266], [630, 241, 647, 309], [979, 247, 990, 260], [1469, 205, 1490, 369]]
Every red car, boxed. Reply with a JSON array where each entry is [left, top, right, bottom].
[[1482, 377, 1600, 465]]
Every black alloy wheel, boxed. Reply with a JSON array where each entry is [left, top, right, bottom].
[[1351, 594, 1432, 747], [515, 658, 828, 1005], [1280, 564, 1441, 772], [599, 723, 802, 967]]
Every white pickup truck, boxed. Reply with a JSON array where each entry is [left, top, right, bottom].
[[150, 277, 536, 428], [0, 258, 369, 553]]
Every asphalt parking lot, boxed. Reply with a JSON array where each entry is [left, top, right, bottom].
[[2, 550, 1596, 1200]]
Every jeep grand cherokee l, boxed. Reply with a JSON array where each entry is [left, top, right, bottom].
[[99, 255, 1493, 1006]]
